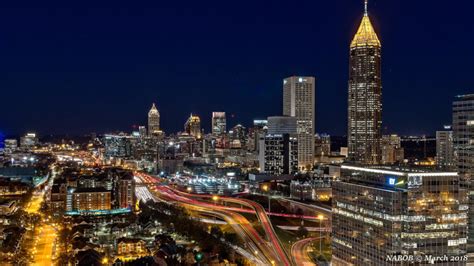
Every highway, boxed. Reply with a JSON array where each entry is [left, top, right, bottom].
[[169, 187, 291, 266], [291, 237, 319, 266], [137, 175, 291, 265]]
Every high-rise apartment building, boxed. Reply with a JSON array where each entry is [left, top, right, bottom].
[[71, 188, 112, 211], [347, 1, 382, 165], [184, 114, 202, 139], [453, 94, 474, 253], [212, 112, 226, 135], [332, 165, 467, 266], [283, 76, 315, 170], [148, 103, 160, 135], [117, 176, 136, 209], [436, 129, 455, 170]]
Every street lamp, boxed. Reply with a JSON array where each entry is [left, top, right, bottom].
[[262, 184, 271, 212], [317, 214, 324, 259], [212, 195, 219, 205], [186, 187, 192, 193]]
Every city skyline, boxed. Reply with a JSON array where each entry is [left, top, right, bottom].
[[1, 0, 472, 136], [0, 1, 472, 265]]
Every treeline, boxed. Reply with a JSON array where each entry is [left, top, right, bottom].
[[139, 200, 243, 263]]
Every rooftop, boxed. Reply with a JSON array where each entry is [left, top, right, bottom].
[[341, 164, 458, 177]]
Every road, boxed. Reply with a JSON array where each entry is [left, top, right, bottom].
[[31, 224, 58, 266], [136, 173, 285, 265], [169, 187, 291, 266], [25, 165, 58, 266], [291, 237, 319, 266]]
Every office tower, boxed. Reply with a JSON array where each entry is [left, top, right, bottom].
[[347, 0, 382, 165], [315, 133, 331, 156], [332, 165, 467, 266], [20, 133, 38, 149], [248, 119, 268, 152], [259, 116, 298, 175], [212, 112, 226, 135], [148, 103, 160, 135], [4, 139, 18, 154], [283, 76, 315, 170], [381, 134, 404, 164], [258, 134, 298, 176], [138, 126, 147, 138], [184, 114, 202, 139], [267, 116, 297, 135], [229, 124, 246, 148], [103, 134, 133, 159], [453, 94, 474, 252], [436, 129, 455, 169]]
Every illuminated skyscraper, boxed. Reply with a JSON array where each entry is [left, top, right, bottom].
[[148, 103, 160, 135], [453, 94, 474, 252], [332, 165, 467, 266], [436, 128, 455, 169], [212, 112, 226, 135], [347, 0, 382, 165], [184, 114, 202, 139], [283, 76, 315, 170]]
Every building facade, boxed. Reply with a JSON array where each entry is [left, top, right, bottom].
[[283, 76, 315, 170], [148, 103, 160, 135], [72, 188, 111, 211], [453, 94, 474, 253], [184, 114, 202, 139], [267, 116, 297, 135], [347, 3, 382, 165], [259, 134, 298, 175], [381, 134, 404, 165], [332, 165, 467, 266], [212, 112, 226, 135], [436, 130, 455, 170], [118, 177, 136, 209]]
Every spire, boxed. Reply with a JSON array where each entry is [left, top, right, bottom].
[[149, 103, 159, 115], [350, 1, 380, 48], [364, 0, 368, 16]]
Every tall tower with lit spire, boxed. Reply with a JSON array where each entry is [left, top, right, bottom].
[[148, 103, 160, 136], [347, 0, 382, 165]]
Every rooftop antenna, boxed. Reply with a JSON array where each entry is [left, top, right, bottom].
[[364, 0, 368, 16]]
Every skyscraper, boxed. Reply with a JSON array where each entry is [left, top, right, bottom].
[[212, 112, 226, 135], [332, 165, 467, 266], [148, 103, 160, 135], [283, 76, 315, 170], [259, 116, 298, 175], [184, 114, 202, 139], [347, 0, 382, 165], [453, 94, 474, 252], [436, 128, 455, 169], [267, 116, 297, 135]]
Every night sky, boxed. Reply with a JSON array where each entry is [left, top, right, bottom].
[[0, 0, 472, 136]]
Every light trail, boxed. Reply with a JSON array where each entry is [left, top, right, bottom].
[[291, 237, 319, 266], [136, 173, 280, 265]]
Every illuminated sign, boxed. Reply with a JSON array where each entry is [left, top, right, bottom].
[[388, 177, 396, 186]]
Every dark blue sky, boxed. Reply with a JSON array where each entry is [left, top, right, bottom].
[[0, 0, 472, 136]]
